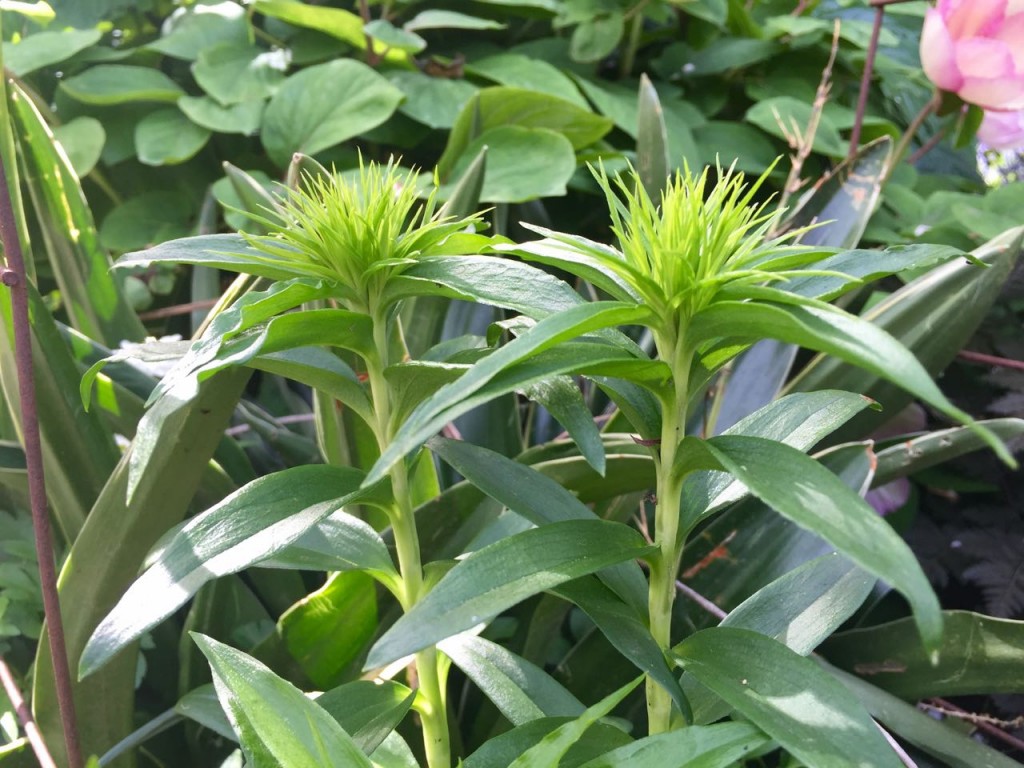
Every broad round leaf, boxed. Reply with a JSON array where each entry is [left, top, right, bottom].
[[61, 65, 185, 105], [3, 28, 101, 76], [178, 96, 264, 135], [53, 117, 105, 177], [193, 42, 287, 105], [135, 108, 211, 165], [261, 60, 403, 167]]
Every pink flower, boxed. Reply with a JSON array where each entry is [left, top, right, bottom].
[[920, 0, 1024, 111], [977, 108, 1024, 149]]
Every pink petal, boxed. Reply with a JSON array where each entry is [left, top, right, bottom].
[[960, 75, 1024, 110], [1008, 0, 1024, 13], [977, 108, 1024, 149], [921, 9, 963, 91], [995, 13, 1024, 70], [955, 37, 1015, 79], [946, 0, 1006, 37]]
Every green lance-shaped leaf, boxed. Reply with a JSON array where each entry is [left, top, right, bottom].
[[787, 226, 1022, 442], [636, 73, 669, 201], [508, 677, 642, 768], [439, 635, 585, 726], [523, 374, 605, 475], [828, 664, 1024, 768], [117, 233, 307, 281], [366, 519, 655, 667], [674, 628, 903, 768], [9, 81, 144, 345], [690, 289, 1014, 466], [681, 390, 873, 532], [822, 611, 1024, 700], [462, 719, 633, 768], [678, 435, 942, 653], [193, 634, 374, 768], [366, 301, 652, 486], [873, 418, 1024, 486], [33, 369, 250, 764], [575, 721, 769, 768], [80, 465, 385, 678], [553, 577, 691, 722], [430, 437, 647, 613]]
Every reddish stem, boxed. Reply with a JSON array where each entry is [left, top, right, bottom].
[[0, 656, 58, 768], [0, 158, 83, 767], [958, 349, 1024, 372], [848, 5, 885, 160]]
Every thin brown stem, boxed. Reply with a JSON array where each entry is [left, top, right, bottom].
[[875, 720, 918, 768], [885, 91, 942, 184], [675, 579, 727, 620], [848, 6, 885, 160], [0, 656, 58, 768], [907, 127, 947, 165], [957, 349, 1024, 372], [137, 298, 219, 321], [0, 158, 83, 767]]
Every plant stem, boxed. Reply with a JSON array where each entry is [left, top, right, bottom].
[[367, 309, 450, 767], [0, 155, 84, 768], [619, 1, 648, 79], [646, 329, 691, 734]]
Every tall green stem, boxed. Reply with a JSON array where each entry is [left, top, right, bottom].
[[647, 329, 691, 735], [366, 309, 450, 768]]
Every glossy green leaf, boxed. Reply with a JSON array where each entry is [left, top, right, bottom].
[[524, 375, 605, 474], [193, 634, 374, 767], [9, 83, 144, 346], [781, 243, 963, 302], [99, 191, 192, 252], [60, 65, 185, 105], [782, 137, 892, 249], [2, 27, 101, 76], [262, 59, 403, 166], [317, 680, 416, 755], [116, 234, 310, 283], [689, 435, 942, 651], [673, 628, 902, 768], [279, 570, 378, 689], [406, 9, 504, 30], [248, 349, 373, 426], [636, 73, 669, 200], [176, 684, 235, 739], [33, 369, 250, 763], [366, 520, 654, 667], [822, 611, 1024, 699], [575, 721, 769, 768], [80, 465, 381, 678], [438, 87, 613, 178], [439, 634, 584, 725], [681, 390, 873, 530], [430, 437, 645, 612], [364, 19, 425, 53], [692, 290, 1013, 465], [367, 302, 650, 485], [194, 42, 286, 105], [825, 661, 1022, 768], [789, 228, 1023, 445], [135, 107, 211, 165], [874, 418, 1024, 485], [570, 14, 624, 63], [723, 553, 875, 655], [508, 677, 642, 768]]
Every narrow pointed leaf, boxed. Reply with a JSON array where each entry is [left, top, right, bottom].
[[576, 721, 769, 768], [117, 233, 306, 280], [692, 435, 942, 651], [524, 375, 605, 475], [367, 302, 651, 485], [430, 437, 647, 613], [691, 296, 1013, 465], [439, 635, 584, 725], [193, 635, 374, 768], [81, 465, 381, 677], [636, 73, 669, 200], [673, 628, 902, 768], [508, 677, 642, 768], [553, 577, 690, 722], [462, 719, 633, 768], [366, 520, 654, 667]]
